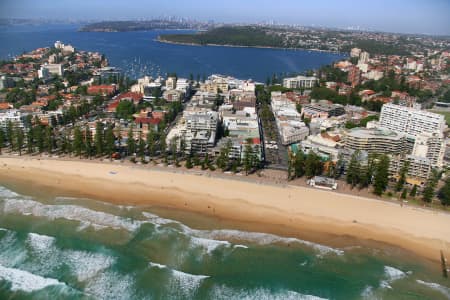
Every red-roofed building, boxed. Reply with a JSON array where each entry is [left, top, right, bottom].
[[152, 111, 166, 120], [107, 100, 120, 113], [87, 85, 117, 96], [0, 102, 12, 110], [134, 117, 161, 132], [359, 90, 376, 102], [116, 92, 143, 105]]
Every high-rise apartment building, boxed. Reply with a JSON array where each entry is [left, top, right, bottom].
[[379, 103, 446, 137]]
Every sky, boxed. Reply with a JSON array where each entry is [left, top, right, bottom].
[[1, 0, 449, 35]]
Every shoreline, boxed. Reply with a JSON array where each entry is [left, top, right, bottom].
[[1, 156, 450, 264], [156, 37, 343, 54]]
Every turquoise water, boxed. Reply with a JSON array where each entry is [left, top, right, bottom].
[[0, 184, 449, 299], [0, 24, 345, 81]]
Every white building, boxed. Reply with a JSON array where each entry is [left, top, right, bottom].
[[279, 120, 309, 145], [365, 70, 384, 81], [283, 76, 318, 89], [54, 41, 63, 49], [412, 132, 445, 167], [379, 103, 446, 138], [300, 133, 340, 162], [176, 78, 191, 93], [358, 51, 370, 64], [166, 77, 177, 90], [0, 109, 24, 129], [38, 64, 64, 79], [350, 48, 362, 58], [62, 44, 75, 54]]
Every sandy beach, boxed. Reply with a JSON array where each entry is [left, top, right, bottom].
[[1, 156, 449, 264]]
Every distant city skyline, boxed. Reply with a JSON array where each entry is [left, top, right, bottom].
[[1, 0, 449, 35]]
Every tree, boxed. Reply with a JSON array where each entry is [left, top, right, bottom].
[[34, 125, 44, 153], [127, 126, 136, 156], [169, 136, 178, 165], [359, 154, 377, 189], [104, 123, 116, 159], [44, 126, 54, 154], [138, 132, 145, 161], [6, 121, 13, 150], [147, 129, 156, 157], [216, 140, 231, 171], [159, 132, 166, 157], [84, 127, 93, 158], [26, 128, 34, 154], [305, 151, 323, 178], [410, 184, 418, 198], [95, 122, 104, 156], [293, 150, 306, 178], [347, 152, 362, 187], [15, 127, 24, 155], [185, 155, 193, 169], [60, 131, 68, 154], [422, 169, 440, 203], [438, 177, 450, 206], [116, 101, 135, 120], [401, 188, 408, 199], [202, 153, 210, 170], [0, 129, 4, 154], [373, 155, 390, 196], [395, 161, 410, 192], [73, 126, 83, 158], [243, 138, 254, 175]]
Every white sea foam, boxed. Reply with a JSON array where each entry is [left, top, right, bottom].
[[143, 210, 342, 256], [3, 199, 142, 232], [84, 270, 135, 300], [0, 186, 20, 198], [142, 211, 177, 226], [26, 232, 114, 282], [234, 244, 249, 249], [0, 230, 27, 267], [416, 280, 450, 298], [149, 262, 167, 269], [148, 261, 209, 297], [209, 284, 328, 300], [190, 236, 231, 254], [380, 266, 408, 289], [360, 285, 383, 300], [0, 263, 64, 292], [65, 251, 115, 282], [27, 232, 55, 251], [198, 229, 343, 256], [170, 268, 210, 296]]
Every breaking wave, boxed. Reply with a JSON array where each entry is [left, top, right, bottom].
[[209, 284, 328, 300], [0, 264, 64, 292], [416, 280, 450, 298], [2, 198, 143, 232]]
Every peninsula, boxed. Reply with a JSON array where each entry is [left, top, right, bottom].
[[79, 19, 210, 32]]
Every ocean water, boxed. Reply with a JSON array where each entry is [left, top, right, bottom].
[[0, 24, 345, 81], [0, 184, 449, 300]]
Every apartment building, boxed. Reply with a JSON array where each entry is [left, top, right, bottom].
[[283, 75, 318, 89], [411, 132, 445, 167], [302, 102, 345, 119], [379, 103, 446, 137], [38, 64, 64, 79], [344, 128, 408, 155], [0, 109, 25, 129]]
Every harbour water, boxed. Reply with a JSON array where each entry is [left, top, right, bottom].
[[0, 24, 345, 81], [0, 182, 449, 300]]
